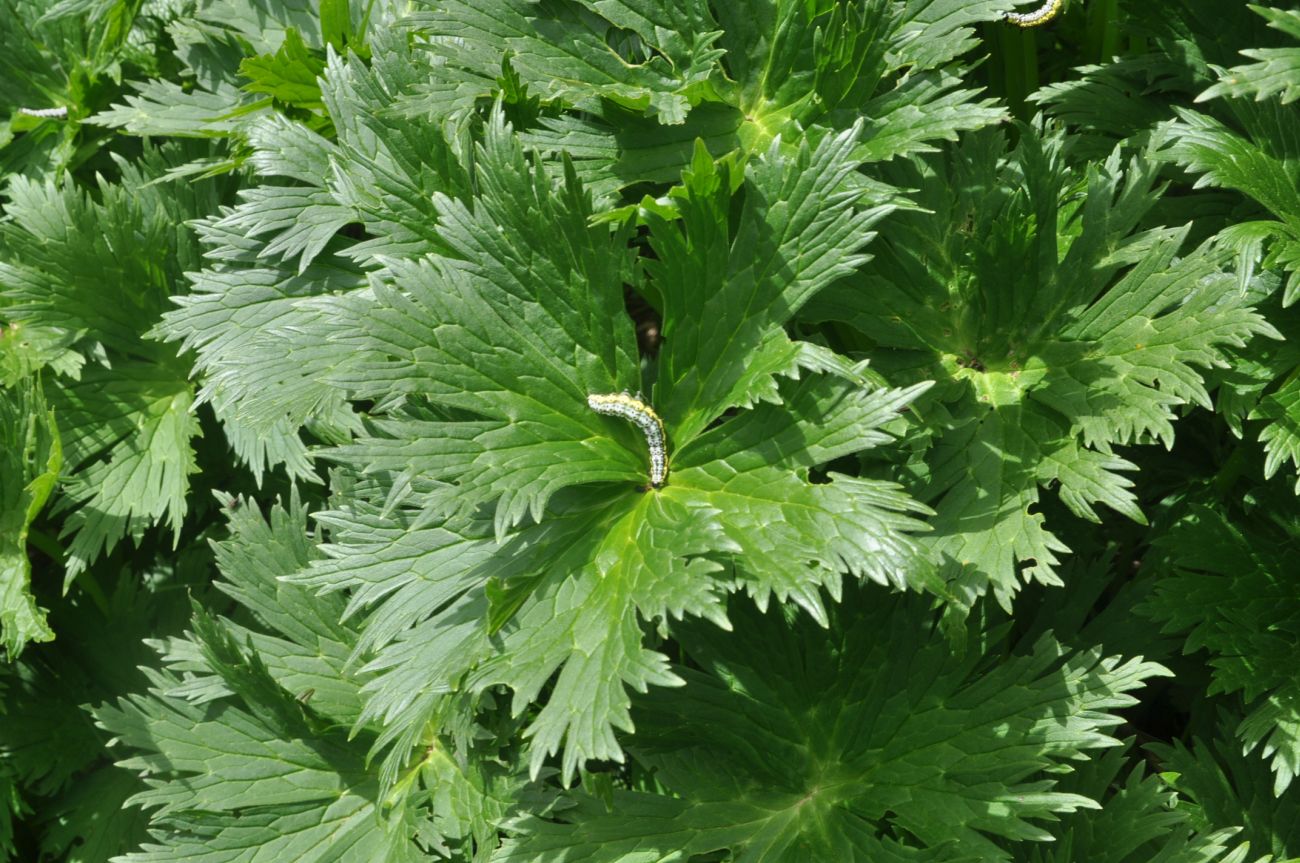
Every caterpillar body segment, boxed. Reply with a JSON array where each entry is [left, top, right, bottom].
[[17, 106, 68, 118], [1004, 0, 1063, 27], [587, 392, 668, 487]]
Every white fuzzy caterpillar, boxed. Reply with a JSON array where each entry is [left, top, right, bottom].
[[1005, 0, 1063, 26], [587, 392, 668, 487], [18, 106, 68, 119]]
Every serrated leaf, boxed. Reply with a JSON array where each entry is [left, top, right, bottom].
[[805, 127, 1278, 610], [1199, 6, 1300, 105], [1008, 742, 1247, 863], [92, 495, 426, 863], [240, 28, 326, 109], [38, 765, 149, 863], [1141, 504, 1300, 796], [96, 666, 420, 863], [1252, 373, 1300, 490], [408, 0, 723, 125], [0, 377, 60, 657], [156, 44, 469, 481], [89, 79, 249, 137], [1164, 104, 1300, 306], [297, 119, 932, 784], [645, 130, 896, 445], [0, 159, 223, 577], [397, 0, 1002, 195], [495, 589, 1168, 861], [1154, 716, 1300, 860], [51, 361, 200, 579]]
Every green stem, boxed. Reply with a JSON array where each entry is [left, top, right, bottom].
[[26, 527, 63, 561], [30, 529, 114, 617], [1211, 443, 1250, 497], [990, 22, 1040, 122], [1083, 0, 1121, 63]]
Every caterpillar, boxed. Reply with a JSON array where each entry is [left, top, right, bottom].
[[1004, 0, 1063, 26], [587, 392, 668, 487], [17, 106, 68, 118]]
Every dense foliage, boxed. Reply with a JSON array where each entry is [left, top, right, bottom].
[[2, 0, 1299, 860]]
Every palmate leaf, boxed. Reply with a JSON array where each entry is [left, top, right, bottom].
[[804, 126, 1279, 612], [1010, 743, 1247, 863], [92, 494, 433, 863], [0, 152, 226, 577], [0, 556, 193, 863], [0, 0, 177, 177], [403, 0, 725, 126], [156, 41, 469, 482], [1165, 104, 1300, 305], [401, 0, 1005, 198], [1165, 56, 1300, 488], [0, 377, 60, 656], [1140, 502, 1300, 796], [294, 120, 933, 783], [1164, 50, 1300, 488], [494, 588, 1168, 862], [1199, 5, 1300, 105], [1154, 716, 1300, 863]]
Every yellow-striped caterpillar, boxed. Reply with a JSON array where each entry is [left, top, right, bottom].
[[1004, 0, 1063, 26], [587, 392, 668, 487]]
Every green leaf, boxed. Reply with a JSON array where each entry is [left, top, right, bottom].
[[805, 127, 1278, 611], [1154, 717, 1300, 861], [38, 765, 150, 863], [320, 0, 353, 52], [0, 377, 60, 657], [408, 0, 724, 125], [1252, 373, 1300, 490], [197, 491, 363, 724], [1164, 106, 1300, 305], [397, 0, 1002, 194], [1199, 6, 1300, 105], [92, 495, 427, 863], [89, 79, 250, 138], [157, 44, 469, 481], [1007, 742, 1248, 863], [1141, 503, 1300, 796], [495, 589, 1169, 861], [324, 122, 644, 535], [239, 28, 327, 110], [0, 154, 227, 577], [96, 661, 421, 863], [189, 0, 325, 58], [645, 131, 896, 445], [0, 173, 205, 361], [0, 560, 193, 863], [518, 104, 745, 201], [51, 362, 200, 579], [1167, 108, 1300, 242], [298, 117, 931, 784]]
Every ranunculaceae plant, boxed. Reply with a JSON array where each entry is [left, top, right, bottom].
[[3, 1, 1300, 862]]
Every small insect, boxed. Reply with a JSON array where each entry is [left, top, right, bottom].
[[1004, 0, 1063, 27], [587, 392, 668, 487], [17, 106, 69, 119]]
